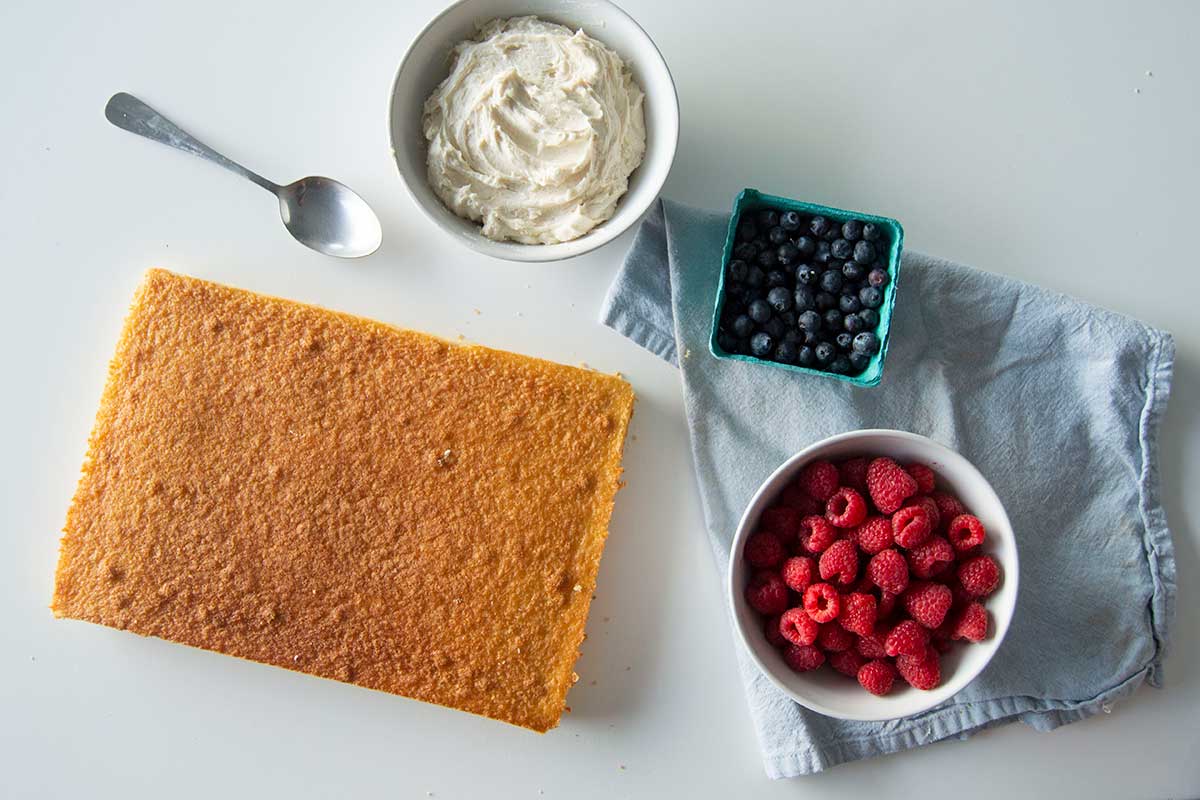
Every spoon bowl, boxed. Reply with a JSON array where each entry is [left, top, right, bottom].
[[277, 177, 382, 258]]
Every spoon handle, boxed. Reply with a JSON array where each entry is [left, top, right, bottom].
[[104, 92, 279, 193]]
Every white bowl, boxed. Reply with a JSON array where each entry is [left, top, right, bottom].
[[727, 429, 1019, 721], [387, 0, 679, 262]]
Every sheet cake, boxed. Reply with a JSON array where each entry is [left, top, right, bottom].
[[52, 269, 634, 732]]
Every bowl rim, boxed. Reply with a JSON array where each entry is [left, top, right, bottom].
[[386, 0, 681, 263], [726, 428, 1020, 721]]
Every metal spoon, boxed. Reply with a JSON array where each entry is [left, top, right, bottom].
[[104, 92, 382, 258]]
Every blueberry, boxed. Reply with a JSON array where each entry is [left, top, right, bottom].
[[823, 225, 841, 243], [750, 332, 774, 358], [842, 261, 864, 282], [862, 222, 881, 241], [763, 317, 787, 339], [858, 308, 880, 328], [734, 338, 751, 355], [836, 332, 854, 351], [831, 239, 853, 260], [848, 352, 871, 373], [814, 342, 835, 364], [779, 210, 803, 231], [795, 236, 817, 257], [798, 310, 822, 332], [830, 355, 851, 374], [823, 308, 843, 330], [813, 241, 833, 265], [843, 313, 865, 333], [737, 219, 757, 241], [816, 291, 837, 311], [853, 240, 876, 264], [797, 345, 816, 367], [728, 259, 749, 282], [795, 265, 819, 286], [723, 295, 745, 315], [809, 216, 830, 237], [777, 242, 800, 265], [819, 269, 844, 294], [749, 299, 773, 324], [778, 309, 797, 328], [853, 332, 881, 355], [732, 314, 755, 338], [757, 209, 780, 229], [841, 219, 863, 241], [793, 286, 816, 311], [746, 266, 766, 288], [839, 294, 861, 314], [803, 330, 820, 346], [767, 269, 788, 287], [717, 331, 739, 353], [756, 250, 778, 269], [766, 226, 787, 246], [867, 268, 890, 288], [733, 242, 758, 261], [774, 340, 799, 364], [784, 328, 804, 344], [859, 286, 884, 309], [767, 286, 793, 312]]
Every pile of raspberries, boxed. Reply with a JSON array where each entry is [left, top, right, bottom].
[[743, 456, 1002, 696]]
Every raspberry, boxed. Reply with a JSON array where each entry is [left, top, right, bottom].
[[825, 487, 868, 528], [829, 649, 867, 678], [866, 457, 918, 514], [798, 515, 838, 554], [744, 531, 785, 569], [777, 483, 823, 517], [905, 463, 937, 494], [798, 460, 840, 502], [850, 515, 893, 555], [951, 602, 989, 642], [783, 644, 825, 672], [896, 647, 941, 690], [867, 548, 909, 595], [931, 636, 953, 654], [877, 589, 898, 620], [903, 581, 953, 629], [764, 614, 787, 648], [781, 555, 815, 592], [907, 536, 955, 579], [837, 457, 870, 493], [948, 577, 975, 609], [912, 495, 941, 531], [946, 514, 986, 553], [838, 592, 876, 636], [884, 619, 930, 657], [856, 631, 889, 659], [779, 607, 819, 646], [930, 491, 966, 525], [818, 621, 855, 652], [819, 539, 859, 586], [745, 571, 789, 615], [857, 659, 897, 696], [759, 506, 802, 542], [803, 582, 841, 623], [892, 505, 933, 549], [958, 555, 1001, 597]]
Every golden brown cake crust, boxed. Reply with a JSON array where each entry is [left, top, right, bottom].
[[52, 269, 634, 732]]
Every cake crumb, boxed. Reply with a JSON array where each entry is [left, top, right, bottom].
[[1145, 69, 1154, 77], [1134, 87, 1141, 94], [473, 308, 481, 315]]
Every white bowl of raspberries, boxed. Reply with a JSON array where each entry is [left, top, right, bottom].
[[728, 429, 1018, 721]]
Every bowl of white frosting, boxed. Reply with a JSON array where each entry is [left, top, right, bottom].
[[389, 0, 679, 262]]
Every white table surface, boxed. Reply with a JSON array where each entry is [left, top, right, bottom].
[[3, 1, 1197, 797]]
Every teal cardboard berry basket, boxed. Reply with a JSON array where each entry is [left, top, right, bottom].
[[709, 188, 904, 387]]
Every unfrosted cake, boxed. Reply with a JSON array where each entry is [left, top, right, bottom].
[[52, 269, 634, 732]]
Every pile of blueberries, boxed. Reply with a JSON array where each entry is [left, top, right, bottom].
[[715, 207, 891, 376]]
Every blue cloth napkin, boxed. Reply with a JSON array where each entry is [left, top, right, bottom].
[[600, 199, 1176, 778]]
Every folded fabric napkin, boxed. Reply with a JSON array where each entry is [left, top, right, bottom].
[[600, 198, 1176, 778]]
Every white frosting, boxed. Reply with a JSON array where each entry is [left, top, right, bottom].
[[422, 17, 647, 245]]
